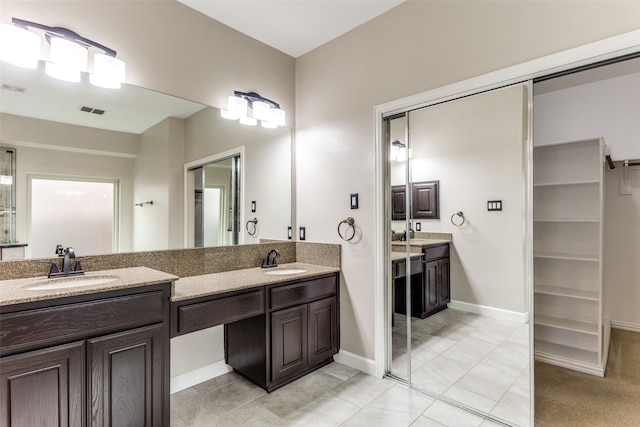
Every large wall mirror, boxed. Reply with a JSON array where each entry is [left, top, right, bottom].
[[0, 61, 292, 258], [386, 83, 532, 426]]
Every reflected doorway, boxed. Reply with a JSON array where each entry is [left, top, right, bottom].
[[28, 176, 117, 258], [190, 154, 241, 247]]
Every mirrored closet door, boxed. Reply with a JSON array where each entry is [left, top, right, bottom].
[[386, 82, 533, 427]]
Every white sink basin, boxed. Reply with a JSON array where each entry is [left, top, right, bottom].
[[263, 268, 307, 276], [26, 276, 118, 290]]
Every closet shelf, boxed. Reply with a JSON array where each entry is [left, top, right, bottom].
[[534, 285, 599, 301], [534, 251, 599, 262], [535, 314, 598, 335], [533, 218, 599, 223], [535, 340, 599, 365], [533, 179, 599, 188]]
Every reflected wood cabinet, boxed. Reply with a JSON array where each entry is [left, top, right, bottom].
[[391, 181, 439, 221], [0, 284, 171, 426]]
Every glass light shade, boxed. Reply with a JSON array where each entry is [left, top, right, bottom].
[[90, 54, 125, 89], [390, 145, 399, 161], [228, 95, 248, 117], [0, 24, 41, 69], [239, 116, 257, 126], [221, 110, 240, 120], [269, 108, 285, 127], [0, 175, 13, 185], [45, 37, 87, 82], [261, 120, 277, 129], [252, 101, 271, 121]]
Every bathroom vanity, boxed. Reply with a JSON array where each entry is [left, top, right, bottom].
[[0, 267, 176, 426], [392, 240, 450, 318], [0, 261, 339, 425], [171, 264, 339, 392]]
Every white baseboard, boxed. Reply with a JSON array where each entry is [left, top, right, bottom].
[[610, 320, 640, 333], [170, 360, 233, 394], [334, 349, 377, 377], [448, 300, 528, 324]]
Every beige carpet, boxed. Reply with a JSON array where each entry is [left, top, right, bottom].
[[535, 328, 640, 426]]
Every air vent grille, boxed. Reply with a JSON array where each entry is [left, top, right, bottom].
[[80, 106, 105, 115]]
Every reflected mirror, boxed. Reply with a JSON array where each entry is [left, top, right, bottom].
[[0, 61, 292, 258], [386, 83, 531, 426]]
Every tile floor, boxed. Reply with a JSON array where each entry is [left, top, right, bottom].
[[170, 308, 530, 427], [391, 309, 530, 427], [171, 362, 509, 427]]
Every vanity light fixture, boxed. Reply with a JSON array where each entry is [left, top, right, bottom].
[[390, 140, 412, 162], [221, 91, 286, 128], [0, 18, 125, 89]]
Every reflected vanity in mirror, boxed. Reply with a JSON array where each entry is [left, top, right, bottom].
[[0, 61, 292, 258], [386, 83, 531, 426]]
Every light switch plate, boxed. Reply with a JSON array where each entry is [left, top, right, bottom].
[[299, 227, 306, 240], [487, 200, 502, 211], [351, 193, 359, 209]]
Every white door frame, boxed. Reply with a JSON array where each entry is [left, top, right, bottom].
[[373, 29, 640, 426]]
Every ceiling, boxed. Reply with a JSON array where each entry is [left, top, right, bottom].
[[177, 0, 406, 58]]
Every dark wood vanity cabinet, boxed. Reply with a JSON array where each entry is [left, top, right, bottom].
[[0, 283, 171, 427], [391, 181, 439, 221], [422, 244, 450, 316], [225, 273, 339, 392], [393, 244, 450, 319]]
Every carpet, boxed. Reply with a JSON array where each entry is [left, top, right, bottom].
[[535, 328, 640, 426]]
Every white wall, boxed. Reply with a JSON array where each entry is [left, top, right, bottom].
[[533, 69, 640, 328], [133, 117, 185, 251], [295, 1, 640, 360], [403, 85, 528, 313]]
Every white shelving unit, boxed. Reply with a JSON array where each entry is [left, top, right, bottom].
[[533, 138, 609, 376]]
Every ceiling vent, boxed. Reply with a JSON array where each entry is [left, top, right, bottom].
[[80, 106, 105, 115]]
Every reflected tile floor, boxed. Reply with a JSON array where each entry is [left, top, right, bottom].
[[171, 362, 508, 427], [392, 309, 530, 427]]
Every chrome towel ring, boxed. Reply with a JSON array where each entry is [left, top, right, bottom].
[[338, 217, 356, 241], [450, 211, 465, 227], [246, 218, 258, 236]]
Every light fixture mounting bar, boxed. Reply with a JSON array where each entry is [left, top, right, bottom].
[[233, 90, 280, 109], [12, 17, 117, 57]]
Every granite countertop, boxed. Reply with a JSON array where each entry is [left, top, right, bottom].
[[390, 251, 424, 262], [391, 238, 451, 253], [0, 266, 178, 306], [172, 262, 340, 302]]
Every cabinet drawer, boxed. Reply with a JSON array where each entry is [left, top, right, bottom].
[[175, 289, 264, 335], [0, 290, 166, 357], [423, 244, 449, 261], [394, 258, 422, 278], [270, 275, 337, 311]]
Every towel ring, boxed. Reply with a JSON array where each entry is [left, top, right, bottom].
[[338, 217, 356, 241], [246, 218, 258, 236], [450, 211, 465, 227]]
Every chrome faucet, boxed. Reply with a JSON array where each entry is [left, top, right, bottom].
[[261, 249, 280, 268]]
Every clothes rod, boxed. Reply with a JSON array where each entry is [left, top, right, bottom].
[[605, 155, 640, 170]]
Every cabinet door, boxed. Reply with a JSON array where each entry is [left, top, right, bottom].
[[424, 260, 439, 314], [88, 324, 164, 427], [438, 258, 451, 304], [412, 181, 439, 219], [308, 297, 338, 366], [391, 185, 407, 220], [271, 305, 308, 384], [0, 341, 84, 427]]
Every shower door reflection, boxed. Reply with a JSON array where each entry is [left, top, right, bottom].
[[386, 83, 532, 426]]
